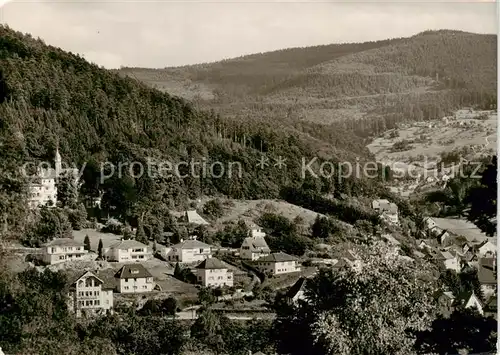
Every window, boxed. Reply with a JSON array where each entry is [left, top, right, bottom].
[[131, 269, 139, 274], [51, 247, 56, 253], [142, 286, 147, 289], [59, 256, 65, 260], [198, 276, 202, 281], [199, 248, 204, 253], [86, 300, 91, 306], [139, 255, 144, 259], [133, 286, 137, 290], [124, 286, 129, 290], [95, 300, 100, 306], [134, 278, 137, 282], [95, 291, 99, 296], [125, 278, 129, 282], [85, 278, 93, 287]]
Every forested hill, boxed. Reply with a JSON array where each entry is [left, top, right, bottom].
[[120, 30, 497, 137], [0, 25, 388, 238]]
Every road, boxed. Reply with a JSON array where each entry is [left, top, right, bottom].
[[174, 310, 275, 321]]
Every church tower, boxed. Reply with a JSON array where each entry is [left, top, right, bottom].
[[55, 145, 62, 176]]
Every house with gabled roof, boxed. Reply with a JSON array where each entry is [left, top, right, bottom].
[[240, 236, 271, 261], [164, 239, 212, 263], [435, 250, 461, 272], [195, 257, 233, 287], [254, 252, 301, 275], [286, 277, 310, 304], [67, 270, 114, 318], [115, 264, 154, 293], [372, 199, 399, 224], [42, 238, 88, 265], [455, 291, 484, 315], [105, 239, 151, 262]]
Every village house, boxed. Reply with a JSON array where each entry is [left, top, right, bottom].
[[254, 252, 301, 275], [164, 239, 212, 263], [42, 238, 88, 265], [67, 271, 114, 318], [286, 277, 309, 305], [244, 220, 266, 238], [371, 199, 399, 224], [240, 235, 271, 261], [424, 217, 489, 245], [478, 257, 497, 300], [114, 264, 154, 293], [195, 257, 233, 288], [435, 250, 461, 272], [435, 290, 484, 316], [105, 239, 151, 262], [455, 291, 484, 315]]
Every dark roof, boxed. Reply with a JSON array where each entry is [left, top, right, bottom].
[[478, 258, 497, 285], [255, 252, 297, 262], [286, 277, 307, 299], [115, 264, 153, 279], [109, 239, 148, 250], [45, 238, 84, 247], [97, 268, 118, 290], [195, 257, 227, 270], [67, 269, 116, 290], [485, 295, 497, 312]]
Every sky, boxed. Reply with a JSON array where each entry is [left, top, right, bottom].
[[0, 0, 497, 69]]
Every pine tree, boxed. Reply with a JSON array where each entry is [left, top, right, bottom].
[[97, 238, 103, 259], [83, 234, 91, 251]]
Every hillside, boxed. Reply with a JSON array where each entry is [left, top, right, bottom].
[[120, 30, 497, 138], [0, 25, 389, 240]]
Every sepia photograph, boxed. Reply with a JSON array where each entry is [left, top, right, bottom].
[[0, 0, 497, 354]]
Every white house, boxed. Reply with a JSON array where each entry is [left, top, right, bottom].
[[67, 271, 114, 318], [115, 264, 154, 293], [243, 220, 266, 238], [195, 257, 233, 288], [372, 199, 399, 224], [42, 238, 88, 265], [254, 252, 301, 275], [437, 250, 461, 272], [164, 239, 212, 263], [240, 236, 271, 260], [105, 239, 151, 262]]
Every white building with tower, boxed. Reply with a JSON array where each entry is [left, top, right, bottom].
[[28, 147, 80, 208]]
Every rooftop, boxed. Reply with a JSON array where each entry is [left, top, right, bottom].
[[195, 257, 228, 270], [170, 239, 212, 250], [256, 252, 297, 262], [242, 236, 270, 251], [429, 217, 489, 244], [109, 239, 148, 250], [44, 238, 84, 247], [115, 264, 153, 279], [477, 258, 496, 285]]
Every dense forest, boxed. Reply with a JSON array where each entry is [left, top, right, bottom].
[[0, 25, 391, 240], [122, 29, 497, 138]]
